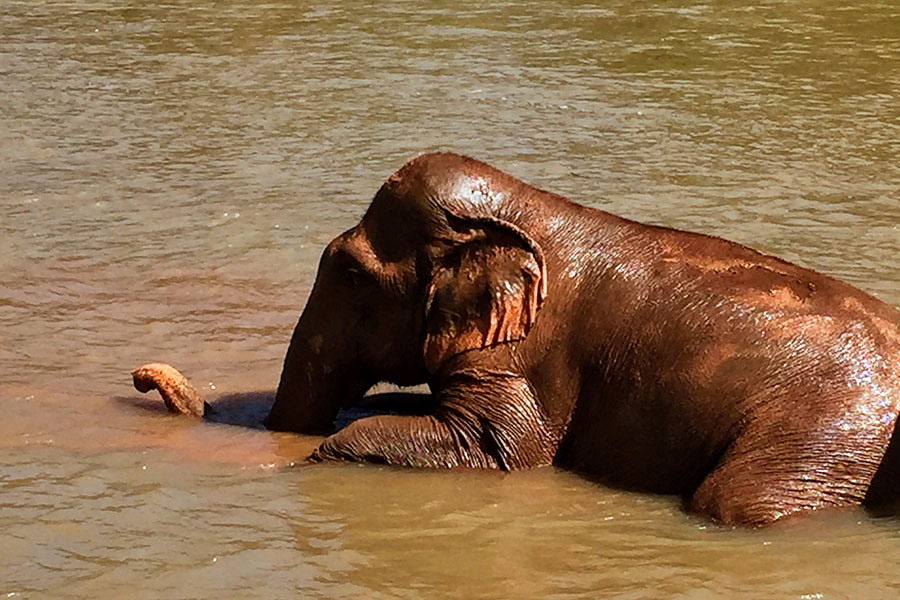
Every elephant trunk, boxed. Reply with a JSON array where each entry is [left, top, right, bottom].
[[132, 362, 208, 417], [265, 306, 371, 435]]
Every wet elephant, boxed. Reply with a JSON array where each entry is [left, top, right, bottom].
[[135, 152, 900, 526]]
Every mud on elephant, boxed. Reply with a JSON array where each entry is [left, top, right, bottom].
[[134, 152, 900, 526]]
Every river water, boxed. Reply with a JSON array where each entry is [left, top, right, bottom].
[[2, 1, 900, 597]]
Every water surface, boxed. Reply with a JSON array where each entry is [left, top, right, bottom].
[[2, 1, 900, 597]]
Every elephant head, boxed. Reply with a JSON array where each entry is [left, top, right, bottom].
[[264, 153, 548, 434]]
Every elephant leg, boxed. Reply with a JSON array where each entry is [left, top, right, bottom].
[[311, 413, 500, 468], [311, 369, 560, 470], [688, 460, 797, 526], [687, 436, 876, 526]]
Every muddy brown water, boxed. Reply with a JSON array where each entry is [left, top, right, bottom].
[[2, 1, 900, 597]]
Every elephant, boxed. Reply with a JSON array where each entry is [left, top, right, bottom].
[[134, 152, 900, 526]]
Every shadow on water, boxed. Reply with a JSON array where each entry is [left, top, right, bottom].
[[205, 391, 275, 429], [122, 389, 437, 431], [334, 392, 438, 430]]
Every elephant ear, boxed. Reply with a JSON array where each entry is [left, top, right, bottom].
[[423, 215, 547, 373]]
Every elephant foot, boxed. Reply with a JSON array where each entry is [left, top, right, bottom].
[[132, 362, 207, 417]]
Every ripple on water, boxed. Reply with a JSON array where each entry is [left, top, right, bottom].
[[2, 0, 900, 598]]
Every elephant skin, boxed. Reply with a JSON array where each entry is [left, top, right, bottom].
[[134, 153, 900, 526]]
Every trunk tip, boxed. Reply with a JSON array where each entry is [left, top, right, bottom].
[[131, 362, 206, 418]]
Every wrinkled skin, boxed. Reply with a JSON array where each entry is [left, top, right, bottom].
[[136, 153, 900, 526]]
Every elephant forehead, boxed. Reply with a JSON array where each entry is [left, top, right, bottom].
[[442, 175, 507, 217], [380, 152, 514, 217], [361, 196, 431, 261], [363, 153, 532, 260]]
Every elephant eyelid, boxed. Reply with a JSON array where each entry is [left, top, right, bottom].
[[331, 244, 399, 292], [335, 253, 372, 284], [330, 247, 361, 269]]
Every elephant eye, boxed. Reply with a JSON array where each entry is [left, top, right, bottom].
[[331, 246, 374, 288], [345, 266, 366, 286]]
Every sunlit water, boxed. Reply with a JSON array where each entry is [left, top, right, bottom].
[[2, 1, 900, 597]]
